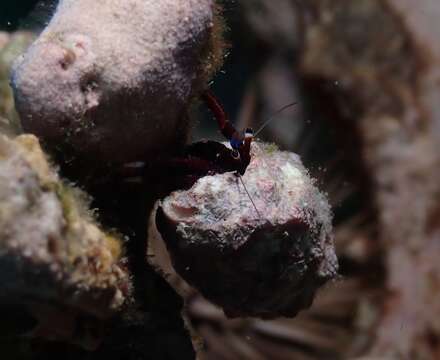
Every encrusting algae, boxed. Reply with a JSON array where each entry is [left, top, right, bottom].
[[0, 31, 34, 136], [0, 134, 131, 345]]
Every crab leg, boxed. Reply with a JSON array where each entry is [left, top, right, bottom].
[[201, 90, 239, 144]]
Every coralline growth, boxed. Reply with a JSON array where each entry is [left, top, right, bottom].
[[11, 0, 220, 164], [0, 134, 130, 347], [156, 143, 338, 319]]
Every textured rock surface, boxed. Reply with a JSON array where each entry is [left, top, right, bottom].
[[156, 142, 337, 318], [0, 134, 130, 323], [0, 31, 34, 135], [12, 0, 218, 163]]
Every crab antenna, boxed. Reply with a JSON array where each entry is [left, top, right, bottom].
[[254, 102, 298, 137], [238, 175, 261, 218]]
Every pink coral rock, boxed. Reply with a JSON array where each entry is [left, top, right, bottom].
[[12, 0, 215, 163], [156, 143, 338, 319]]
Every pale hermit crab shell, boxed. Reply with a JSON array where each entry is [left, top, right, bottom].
[[156, 143, 338, 318]]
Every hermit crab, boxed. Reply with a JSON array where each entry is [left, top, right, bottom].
[[147, 90, 339, 319]]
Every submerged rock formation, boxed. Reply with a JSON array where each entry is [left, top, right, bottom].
[[0, 134, 130, 348], [11, 0, 222, 164]]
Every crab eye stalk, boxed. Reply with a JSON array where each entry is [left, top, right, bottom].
[[244, 128, 254, 138]]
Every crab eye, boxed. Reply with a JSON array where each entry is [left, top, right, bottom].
[[231, 149, 240, 159], [245, 128, 254, 139]]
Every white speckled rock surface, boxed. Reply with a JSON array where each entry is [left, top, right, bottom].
[[0, 134, 129, 317], [157, 142, 338, 318]]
